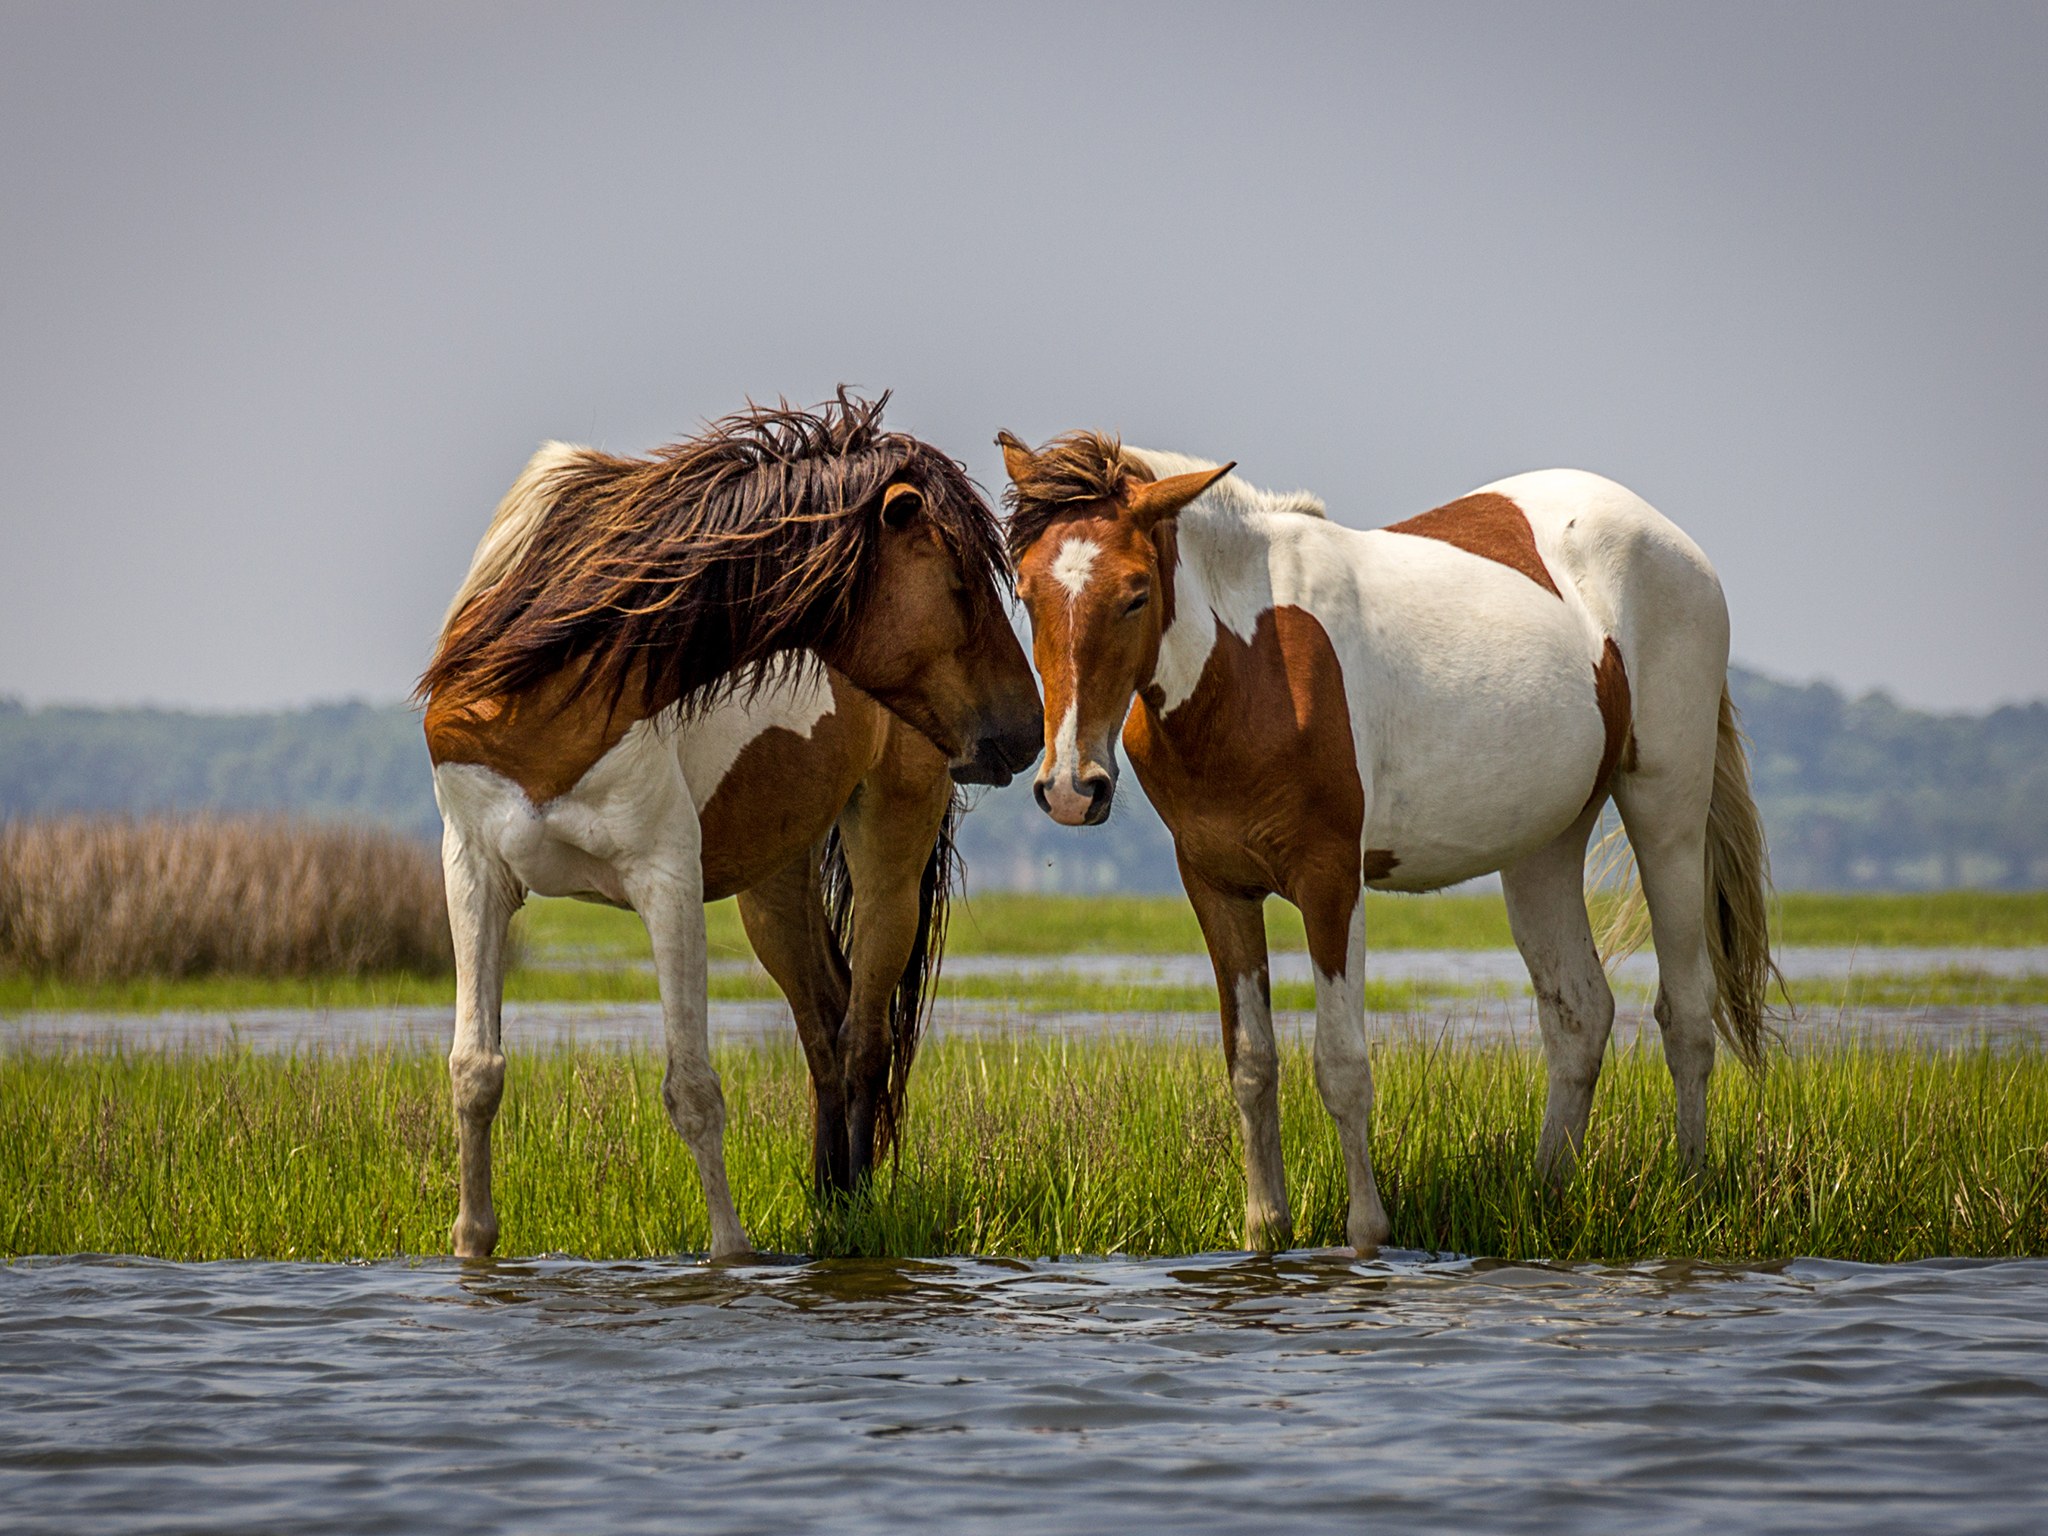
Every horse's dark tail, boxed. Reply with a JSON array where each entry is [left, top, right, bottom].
[[819, 793, 960, 1161]]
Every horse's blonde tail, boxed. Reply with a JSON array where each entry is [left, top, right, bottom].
[[436, 442, 590, 641], [1589, 817, 1651, 967], [1701, 686, 1785, 1068], [1591, 685, 1785, 1068]]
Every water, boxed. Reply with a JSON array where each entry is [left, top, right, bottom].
[[9, 995, 2047, 1056], [4, 1253, 2046, 1534], [11, 946, 2046, 1058]]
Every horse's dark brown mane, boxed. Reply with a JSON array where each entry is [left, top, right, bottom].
[[420, 390, 1009, 717], [995, 429, 1157, 563]]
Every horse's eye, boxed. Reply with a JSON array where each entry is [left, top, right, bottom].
[[1123, 591, 1149, 617]]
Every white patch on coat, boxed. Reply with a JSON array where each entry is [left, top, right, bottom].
[[1123, 445, 1323, 714], [1310, 896, 1389, 1252], [1049, 537, 1102, 600]]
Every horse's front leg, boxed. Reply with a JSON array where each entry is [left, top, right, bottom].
[[1183, 864, 1291, 1251], [832, 749, 951, 1189], [1301, 880, 1391, 1256], [440, 815, 521, 1259], [628, 817, 750, 1261]]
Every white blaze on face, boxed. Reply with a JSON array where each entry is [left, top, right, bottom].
[[1036, 534, 1108, 824], [1050, 698, 1081, 780], [1049, 537, 1102, 601], [1039, 695, 1097, 824]]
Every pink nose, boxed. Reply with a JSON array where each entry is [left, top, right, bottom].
[[1034, 767, 1114, 827]]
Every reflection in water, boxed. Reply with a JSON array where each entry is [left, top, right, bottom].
[[3, 1251, 2045, 1534]]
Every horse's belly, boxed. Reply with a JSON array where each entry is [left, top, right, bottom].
[[1355, 642, 1608, 892]]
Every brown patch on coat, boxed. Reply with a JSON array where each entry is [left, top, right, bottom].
[[1383, 493, 1563, 598], [1151, 515, 1179, 635], [1584, 637, 1634, 815], [1361, 848, 1401, 884], [1124, 605, 1366, 979], [698, 680, 888, 900], [424, 656, 648, 805]]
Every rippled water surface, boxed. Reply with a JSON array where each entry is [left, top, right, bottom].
[[4, 1253, 2045, 1534]]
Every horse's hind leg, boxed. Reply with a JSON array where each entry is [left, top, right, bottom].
[[442, 822, 521, 1258], [1612, 740, 1720, 1166], [737, 848, 853, 1194], [1501, 804, 1615, 1179]]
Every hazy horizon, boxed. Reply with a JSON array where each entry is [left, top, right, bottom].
[[4, 3, 2044, 713]]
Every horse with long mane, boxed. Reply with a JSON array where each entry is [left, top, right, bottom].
[[1000, 428, 1782, 1255], [420, 392, 1041, 1259]]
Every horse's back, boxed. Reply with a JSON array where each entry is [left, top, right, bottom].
[[1474, 469, 1724, 617]]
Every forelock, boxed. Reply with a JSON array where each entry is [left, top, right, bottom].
[[1000, 430, 1153, 563]]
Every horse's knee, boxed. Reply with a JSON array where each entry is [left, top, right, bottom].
[[840, 1021, 890, 1094], [449, 1050, 505, 1123], [1312, 1031, 1373, 1119], [1229, 1044, 1279, 1113], [662, 1060, 726, 1144]]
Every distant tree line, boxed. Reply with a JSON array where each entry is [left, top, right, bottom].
[[3, 665, 2043, 891], [0, 700, 442, 842], [1733, 670, 2048, 890]]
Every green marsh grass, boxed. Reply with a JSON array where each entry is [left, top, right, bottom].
[[0, 963, 1464, 1015], [516, 888, 2048, 964], [11, 960, 2048, 1017], [6, 889, 2042, 1015], [7, 1036, 2043, 1264]]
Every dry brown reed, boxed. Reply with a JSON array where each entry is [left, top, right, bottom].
[[0, 817, 452, 980]]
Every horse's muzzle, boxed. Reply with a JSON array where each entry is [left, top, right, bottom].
[[1034, 765, 1115, 826], [952, 719, 1044, 788]]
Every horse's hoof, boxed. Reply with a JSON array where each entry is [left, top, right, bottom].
[[1243, 1216, 1295, 1254], [451, 1216, 499, 1259], [1350, 1218, 1392, 1257]]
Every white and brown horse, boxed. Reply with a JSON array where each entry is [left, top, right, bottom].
[[419, 395, 1040, 1259], [1001, 430, 1780, 1255]]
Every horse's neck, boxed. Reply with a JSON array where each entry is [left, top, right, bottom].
[[1149, 508, 1274, 715]]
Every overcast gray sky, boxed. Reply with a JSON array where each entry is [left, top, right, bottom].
[[2, 2, 2043, 713]]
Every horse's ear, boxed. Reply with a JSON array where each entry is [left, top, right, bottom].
[[1127, 462, 1234, 529], [996, 430, 1036, 487], [881, 481, 924, 529]]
